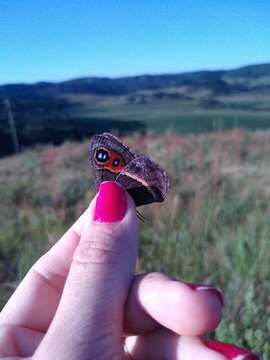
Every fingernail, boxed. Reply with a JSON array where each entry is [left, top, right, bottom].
[[204, 340, 261, 359], [186, 282, 224, 306], [94, 181, 127, 223]]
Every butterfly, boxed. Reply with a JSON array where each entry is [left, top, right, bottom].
[[90, 132, 170, 207]]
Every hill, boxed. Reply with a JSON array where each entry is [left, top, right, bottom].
[[1, 63, 270, 156]]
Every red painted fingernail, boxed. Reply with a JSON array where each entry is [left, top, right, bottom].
[[185, 282, 224, 306], [94, 181, 127, 223], [204, 340, 261, 359]]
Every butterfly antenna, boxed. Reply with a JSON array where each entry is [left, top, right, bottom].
[[136, 210, 146, 222]]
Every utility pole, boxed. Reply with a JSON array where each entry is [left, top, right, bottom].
[[4, 98, 20, 154]]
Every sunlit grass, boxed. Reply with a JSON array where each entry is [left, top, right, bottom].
[[0, 129, 269, 357]]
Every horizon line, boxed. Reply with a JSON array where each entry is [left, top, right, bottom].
[[1, 61, 269, 87]]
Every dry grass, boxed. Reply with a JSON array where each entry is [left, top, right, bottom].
[[0, 129, 269, 357]]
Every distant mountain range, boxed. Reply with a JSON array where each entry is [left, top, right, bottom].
[[1, 63, 270, 157], [1, 63, 270, 96]]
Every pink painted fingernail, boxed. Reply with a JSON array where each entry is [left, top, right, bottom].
[[94, 181, 127, 223], [185, 282, 224, 306], [204, 340, 261, 359]]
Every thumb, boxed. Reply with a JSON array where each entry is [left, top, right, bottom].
[[37, 181, 138, 359]]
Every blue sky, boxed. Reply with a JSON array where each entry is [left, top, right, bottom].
[[1, 0, 270, 84]]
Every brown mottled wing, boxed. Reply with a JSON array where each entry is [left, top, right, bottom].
[[90, 133, 136, 188], [116, 156, 170, 207]]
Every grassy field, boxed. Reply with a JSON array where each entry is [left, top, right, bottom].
[[0, 130, 269, 358], [2, 68, 270, 157], [66, 93, 270, 134]]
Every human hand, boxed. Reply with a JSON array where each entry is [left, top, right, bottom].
[[0, 181, 260, 359]]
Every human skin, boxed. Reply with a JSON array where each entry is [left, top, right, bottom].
[[0, 182, 260, 359]]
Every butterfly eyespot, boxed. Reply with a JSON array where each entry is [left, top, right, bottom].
[[95, 148, 109, 163], [112, 158, 120, 167]]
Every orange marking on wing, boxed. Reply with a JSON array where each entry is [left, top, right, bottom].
[[95, 148, 126, 174]]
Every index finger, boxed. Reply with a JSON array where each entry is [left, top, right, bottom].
[[125, 272, 224, 336]]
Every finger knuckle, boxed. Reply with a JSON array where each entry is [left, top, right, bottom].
[[73, 227, 121, 268]]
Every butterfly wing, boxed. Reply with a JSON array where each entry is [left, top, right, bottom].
[[116, 156, 170, 207], [90, 133, 136, 188], [90, 132, 170, 207]]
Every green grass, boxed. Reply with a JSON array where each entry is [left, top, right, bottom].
[[67, 94, 270, 134], [2, 82, 270, 157], [0, 130, 269, 358]]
